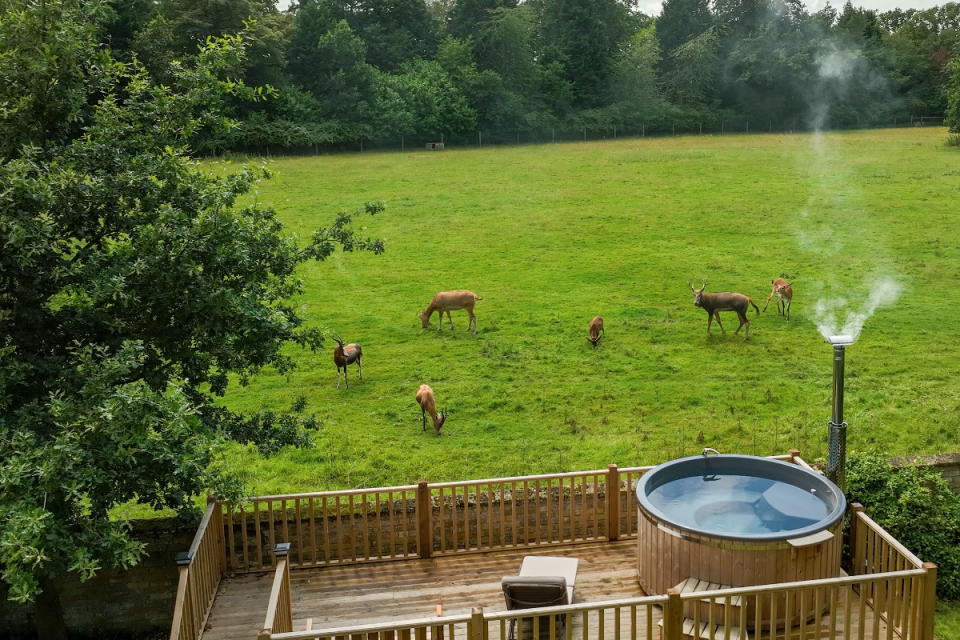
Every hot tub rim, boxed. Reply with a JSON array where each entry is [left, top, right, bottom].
[[635, 454, 846, 542]]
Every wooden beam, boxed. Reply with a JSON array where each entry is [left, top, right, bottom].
[[417, 480, 432, 559]]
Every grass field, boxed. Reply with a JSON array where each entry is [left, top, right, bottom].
[[215, 127, 960, 497]]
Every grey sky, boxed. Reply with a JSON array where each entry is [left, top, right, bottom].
[[277, 0, 945, 17]]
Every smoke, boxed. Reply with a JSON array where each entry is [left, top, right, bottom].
[[811, 277, 903, 342], [794, 43, 904, 344]]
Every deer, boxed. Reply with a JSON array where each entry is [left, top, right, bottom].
[[332, 334, 362, 389], [415, 384, 447, 434], [763, 278, 793, 321], [689, 281, 760, 340], [420, 290, 483, 334], [587, 316, 604, 346]]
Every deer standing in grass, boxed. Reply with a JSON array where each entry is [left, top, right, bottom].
[[690, 281, 760, 340], [420, 290, 483, 334], [763, 278, 793, 321], [587, 317, 604, 346], [416, 385, 447, 434], [332, 334, 362, 389]]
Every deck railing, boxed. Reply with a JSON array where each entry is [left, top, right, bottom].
[[169, 497, 225, 640], [217, 454, 819, 574], [259, 568, 936, 640], [259, 545, 294, 639], [850, 504, 935, 640]]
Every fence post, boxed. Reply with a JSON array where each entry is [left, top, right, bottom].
[[470, 607, 484, 640], [788, 448, 801, 464], [921, 562, 938, 640], [417, 479, 432, 559], [664, 588, 683, 640], [606, 464, 620, 541], [479, 131, 482, 147], [208, 495, 226, 574], [277, 544, 293, 633], [849, 503, 864, 574]]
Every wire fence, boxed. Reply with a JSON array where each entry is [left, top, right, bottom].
[[216, 116, 946, 158]]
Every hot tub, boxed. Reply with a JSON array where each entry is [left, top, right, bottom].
[[635, 454, 845, 629]]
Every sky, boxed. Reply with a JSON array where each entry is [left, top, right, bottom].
[[277, 0, 947, 13]]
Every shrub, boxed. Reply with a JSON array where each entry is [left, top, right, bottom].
[[846, 451, 960, 599]]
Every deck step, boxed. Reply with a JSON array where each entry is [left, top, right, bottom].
[[675, 579, 743, 607], [657, 617, 749, 640]]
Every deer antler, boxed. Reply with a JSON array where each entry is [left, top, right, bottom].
[[689, 282, 695, 292], [701, 280, 707, 290]]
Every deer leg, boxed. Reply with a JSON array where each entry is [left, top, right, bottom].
[[468, 311, 477, 334], [436, 311, 442, 332], [356, 358, 362, 379], [336, 366, 341, 388], [714, 312, 726, 334], [447, 310, 454, 330], [786, 300, 791, 321], [707, 313, 713, 334], [743, 318, 750, 340], [422, 409, 426, 431], [763, 293, 773, 312]]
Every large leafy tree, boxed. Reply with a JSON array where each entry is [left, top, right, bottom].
[[0, 1, 383, 635], [948, 53, 960, 132], [655, 0, 713, 58]]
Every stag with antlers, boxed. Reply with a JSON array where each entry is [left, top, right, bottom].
[[690, 281, 760, 340], [332, 333, 362, 389]]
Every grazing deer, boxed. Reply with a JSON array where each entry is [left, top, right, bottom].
[[416, 384, 447, 434], [332, 334, 362, 389], [763, 278, 793, 321], [420, 290, 483, 334], [690, 281, 760, 340], [587, 316, 604, 346]]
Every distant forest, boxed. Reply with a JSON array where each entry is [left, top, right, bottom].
[[100, 0, 960, 150]]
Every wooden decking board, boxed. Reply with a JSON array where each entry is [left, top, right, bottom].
[[201, 540, 893, 640]]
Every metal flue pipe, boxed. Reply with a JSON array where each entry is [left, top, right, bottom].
[[827, 335, 854, 490]]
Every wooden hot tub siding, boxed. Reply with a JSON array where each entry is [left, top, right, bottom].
[[636, 507, 842, 629]]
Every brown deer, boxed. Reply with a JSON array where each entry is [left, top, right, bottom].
[[587, 316, 604, 346], [415, 384, 447, 434], [332, 334, 362, 389], [763, 278, 793, 321], [420, 290, 483, 334], [690, 281, 760, 340]]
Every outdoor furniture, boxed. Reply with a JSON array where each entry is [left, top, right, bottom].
[[501, 556, 579, 640]]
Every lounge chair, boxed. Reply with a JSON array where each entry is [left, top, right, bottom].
[[501, 557, 579, 640]]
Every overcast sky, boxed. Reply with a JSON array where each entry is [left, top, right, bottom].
[[276, 0, 945, 17]]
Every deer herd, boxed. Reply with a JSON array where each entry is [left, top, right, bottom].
[[332, 279, 795, 434]]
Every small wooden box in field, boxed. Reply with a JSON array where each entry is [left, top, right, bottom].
[[425, 142, 445, 150]]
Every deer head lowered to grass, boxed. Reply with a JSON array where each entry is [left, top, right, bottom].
[[332, 333, 362, 389], [420, 290, 483, 334], [690, 281, 760, 340], [587, 316, 604, 346], [415, 384, 447, 435]]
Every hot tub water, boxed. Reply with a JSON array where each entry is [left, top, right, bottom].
[[647, 474, 830, 535]]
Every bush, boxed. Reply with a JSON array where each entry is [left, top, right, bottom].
[[846, 451, 960, 599]]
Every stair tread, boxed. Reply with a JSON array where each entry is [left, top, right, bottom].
[[674, 579, 743, 607], [657, 617, 749, 640]]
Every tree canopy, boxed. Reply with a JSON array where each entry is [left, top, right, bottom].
[[0, 0, 384, 617]]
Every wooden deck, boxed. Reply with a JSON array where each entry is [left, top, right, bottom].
[[203, 540, 894, 640]]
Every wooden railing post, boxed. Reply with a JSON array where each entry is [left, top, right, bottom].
[[664, 588, 682, 640], [417, 480, 432, 559], [606, 464, 620, 541], [922, 562, 938, 640], [788, 448, 801, 464], [849, 503, 864, 574], [470, 607, 484, 640], [208, 495, 226, 575]]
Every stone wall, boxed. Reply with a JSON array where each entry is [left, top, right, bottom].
[[0, 518, 196, 639], [889, 451, 960, 493]]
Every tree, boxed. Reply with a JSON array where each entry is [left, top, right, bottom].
[[607, 25, 663, 122], [0, 1, 385, 634], [662, 27, 720, 107], [538, 0, 639, 108], [449, 0, 517, 40], [655, 0, 712, 58], [948, 53, 960, 132], [373, 58, 477, 136]]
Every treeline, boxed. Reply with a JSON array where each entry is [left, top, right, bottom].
[[98, 0, 960, 150]]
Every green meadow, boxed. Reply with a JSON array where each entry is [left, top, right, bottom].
[[217, 127, 960, 496]]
